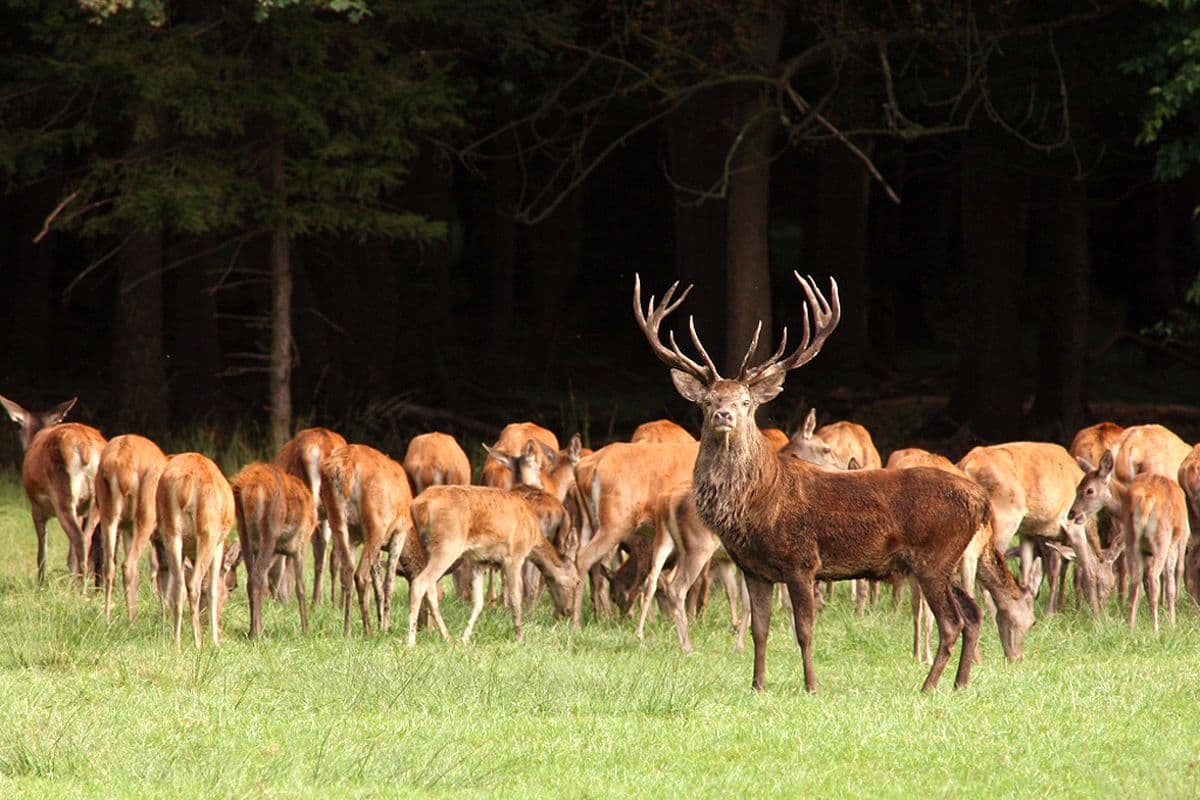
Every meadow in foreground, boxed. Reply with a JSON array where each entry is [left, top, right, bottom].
[[0, 475, 1198, 798]]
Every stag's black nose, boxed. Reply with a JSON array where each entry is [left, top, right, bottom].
[[713, 410, 734, 427]]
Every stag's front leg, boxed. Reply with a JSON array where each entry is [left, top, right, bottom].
[[785, 575, 819, 693], [744, 574, 774, 691]]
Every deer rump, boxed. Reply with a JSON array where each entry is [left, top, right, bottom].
[[698, 464, 990, 590]]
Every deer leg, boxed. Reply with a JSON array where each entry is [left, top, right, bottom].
[[461, 565, 486, 644], [407, 551, 454, 646], [1126, 529, 1143, 631], [51, 497, 87, 588], [208, 542, 224, 647], [505, 561, 525, 642], [250, 537, 273, 639], [331, 522, 356, 636], [522, 560, 543, 611], [309, 520, 327, 607], [32, 508, 48, 585], [783, 576, 819, 693], [121, 527, 141, 623], [189, 544, 211, 649], [1163, 544, 1179, 629], [1145, 549, 1165, 634], [100, 511, 121, 624], [714, 561, 740, 630], [1042, 545, 1062, 615], [165, 536, 185, 648], [917, 577, 964, 693], [745, 574, 774, 691], [735, 573, 750, 653], [379, 536, 404, 635], [670, 539, 719, 653], [292, 551, 309, 634], [636, 531, 675, 641], [910, 576, 930, 665], [951, 586, 981, 689], [853, 578, 869, 616]]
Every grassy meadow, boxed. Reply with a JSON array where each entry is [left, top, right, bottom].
[[0, 473, 1199, 798]]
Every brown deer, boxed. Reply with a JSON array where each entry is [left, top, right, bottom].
[[403, 432, 471, 494], [156, 453, 236, 648], [275, 427, 347, 605], [759, 428, 790, 451], [635, 481, 742, 651], [406, 485, 580, 645], [95, 434, 167, 622], [631, 419, 696, 444], [231, 462, 318, 637], [319, 444, 414, 635], [957, 441, 1116, 614], [479, 422, 559, 490], [1113, 423, 1191, 484], [632, 273, 1031, 692], [1071, 450, 1187, 632], [571, 439, 698, 626], [1, 394, 105, 586], [781, 409, 882, 470], [1176, 444, 1200, 598], [1070, 422, 1125, 468]]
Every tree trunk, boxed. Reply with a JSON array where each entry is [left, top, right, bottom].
[[268, 138, 293, 452], [810, 143, 873, 365], [114, 227, 168, 434], [1029, 175, 1090, 439], [723, 2, 785, 374], [666, 90, 731, 362], [948, 134, 1029, 440], [171, 259, 222, 424]]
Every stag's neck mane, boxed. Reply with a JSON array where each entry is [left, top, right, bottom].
[[691, 421, 787, 544]]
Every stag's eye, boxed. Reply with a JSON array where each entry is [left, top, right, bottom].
[[742, 399, 750, 408]]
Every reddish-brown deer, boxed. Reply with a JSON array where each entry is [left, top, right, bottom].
[[480, 422, 559, 490], [1176, 444, 1200, 598], [1071, 451, 1187, 632], [156, 453, 236, 648], [319, 444, 415, 635], [631, 419, 696, 444], [231, 462, 318, 637], [406, 485, 579, 645], [275, 427, 347, 605], [1, 394, 105, 586], [403, 432, 472, 494], [95, 434, 167, 622], [632, 273, 1030, 692]]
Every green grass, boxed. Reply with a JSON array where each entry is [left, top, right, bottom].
[[0, 473, 1199, 798]]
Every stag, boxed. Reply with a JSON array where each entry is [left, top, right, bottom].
[[632, 273, 1032, 692]]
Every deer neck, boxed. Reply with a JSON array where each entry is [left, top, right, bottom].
[[1105, 478, 1129, 517], [691, 421, 781, 542], [527, 536, 571, 586]]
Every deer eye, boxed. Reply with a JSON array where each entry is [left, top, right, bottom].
[[1086, 487, 1094, 496], [742, 399, 750, 408]]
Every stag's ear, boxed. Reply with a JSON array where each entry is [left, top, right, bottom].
[[670, 369, 707, 403], [748, 371, 785, 405], [1098, 449, 1115, 478], [1075, 456, 1095, 473]]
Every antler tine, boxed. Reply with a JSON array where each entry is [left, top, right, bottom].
[[687, 316, 720, 377], [736, 321, 764, 379], [743, 273, 840, 384], [633, 273, 717, 382]]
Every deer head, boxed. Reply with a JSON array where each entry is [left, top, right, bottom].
[[633, 273, 840, 443], [1070, 450, 1115, 525], [781, 409, 844, 469], [0, 395, 78, 451]]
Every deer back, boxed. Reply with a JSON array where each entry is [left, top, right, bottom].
[[318, 444, 412, 541], [1126, 473, 1189, 552], [1069, 422, 1124, 467], [21, 422, 106, 512], [958, 441, 1082, 525], [231, 462, 317, 553], [403, 432, 471, 493], [96, 434, 166, 526], [1113, 423, 1192, 484], [631, 419, 696, 444], [885, 447, 960, 475], [156, 453, 235, 555]]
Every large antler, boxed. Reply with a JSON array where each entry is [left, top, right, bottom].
[[633, 274, 721, 384], [740, 272, 840, 384]]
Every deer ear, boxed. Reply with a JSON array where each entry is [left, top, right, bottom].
[[1043, 541, 1076, 562], [802, 408, 817, 438], [670, 369, 707, 403], [0, 395, 30, 427], [1098, 450, 1114, 477], [846, 457, 861, 471], [1075, 456, 1095, 473], [46, 397, 77, 425], [536, 440, 559, 466], [482, 443, 513, 470], [1025, 558, 1044, 595], [1103, 538, 1126, 564], [567, 434, 582, 462], [748, 371, 785, 405]]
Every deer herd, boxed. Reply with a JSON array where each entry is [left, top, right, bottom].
[[2, 273, 1199, 694]]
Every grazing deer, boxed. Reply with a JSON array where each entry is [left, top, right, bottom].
[[319, 444, 414, 635], [1071, 450, 1187, 632], [275, 427, 347, 605], [406, 485, 579, 645], [957, 441, 1114, 613], [155, 453, 236, 648], [1113, 424, 1191, 484], [635, 481, 742, 651], [1, 394, 105, 586], [631, 419, 696, 444], [231, 462, 318, 637], [95, 434, 167, 622], [484, 439, 578, 607], [403, 432, 471, 494], [571, 440, 698, 626], [1070, 422, 1125, 468], [633, 273, 1028, 692], [781, 409, 882, 470]]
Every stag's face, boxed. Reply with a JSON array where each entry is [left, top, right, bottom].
[[671, 373, 779, 442]]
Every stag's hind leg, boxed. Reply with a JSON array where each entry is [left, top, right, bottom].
[[784, 575, 820, 693], [916, 577, 965, 692]]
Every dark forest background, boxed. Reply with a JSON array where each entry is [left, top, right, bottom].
[[5, 0, 1200, 467]]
